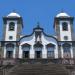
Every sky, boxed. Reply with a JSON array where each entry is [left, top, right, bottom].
[[0, 0, 75, 40]]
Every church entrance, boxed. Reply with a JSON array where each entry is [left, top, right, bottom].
[[35, 51, 41, 58], [6, 51, 13, 58], [23, 51, 29, 58], [34, 42, 43, 59]]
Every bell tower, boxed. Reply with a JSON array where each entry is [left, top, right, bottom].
[[54, 12, 74, 59], [2, 11, 23, 59], [3, 11, 23, 41], [54, 12, 74, 41]]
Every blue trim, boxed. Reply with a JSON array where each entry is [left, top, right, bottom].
[[19, 26, 58, 42]]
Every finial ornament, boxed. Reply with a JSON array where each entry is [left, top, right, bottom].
[[37, 22, 40, 28], [61, 9, 64, 13], [12, 10, 17, 13]]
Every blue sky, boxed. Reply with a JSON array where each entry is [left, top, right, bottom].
[[0, 0, 75, 40]]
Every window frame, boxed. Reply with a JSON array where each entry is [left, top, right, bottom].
[[22, 43, 31, 58], [63, 43, 71, 53], [46, 43, 55, 58], [9, 22, 15, 31], [62, 22, 68, 31], [9, 36, 13, 40], [6, 43, 14, 58], [64, 36, 68, 40]]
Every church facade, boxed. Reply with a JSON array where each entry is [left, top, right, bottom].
[[0, 11, 75, 65]]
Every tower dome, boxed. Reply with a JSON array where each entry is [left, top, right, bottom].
[[56, 12, 70, 17], [7, 11, 21, 17]]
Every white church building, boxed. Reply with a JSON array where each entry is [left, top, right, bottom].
[[0, 11, 75, 65]]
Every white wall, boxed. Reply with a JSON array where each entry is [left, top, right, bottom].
[[5, 21, 18, 41], [3, 20, 18, 58], [59, 21, 72, 41], [19, 33, 58, 59]]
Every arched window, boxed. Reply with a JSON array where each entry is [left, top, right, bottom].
[[34, 42, 43, 58], [63, 43, 71, 58], [6, 43, 14, 58], [63, 43, 71, 52], [22, 43, 31, 58], [46, 43, 55, 58], [62, 22, 68, 31], [9, 22, 15, 31]]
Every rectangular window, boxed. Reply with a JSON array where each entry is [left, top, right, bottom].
[[9, 36, 13, 40], [23, 51, 29, 58], [47, 51, 54, 58], [35, 51, 41, 58], [47, 47, 54, 58], [6, 51, 13, 58], [62, 22, 68, 31]]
